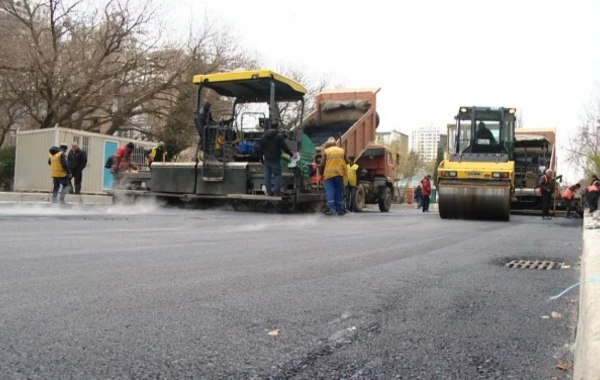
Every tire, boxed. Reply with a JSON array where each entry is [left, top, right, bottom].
[[355, 185, 366, 212], [378, 187, 392, 212]]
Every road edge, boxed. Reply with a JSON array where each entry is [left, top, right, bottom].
[[574, 214, 600, 380]]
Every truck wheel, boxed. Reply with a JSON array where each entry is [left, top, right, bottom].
[[355, 185, 366, 212], [378, 187, 392, 212]]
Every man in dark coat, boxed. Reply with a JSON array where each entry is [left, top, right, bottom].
[[67, 142, 88, 194], [259, 121, 294, 196]]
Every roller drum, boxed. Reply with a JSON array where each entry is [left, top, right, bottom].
[[438, 180, 511, 221]]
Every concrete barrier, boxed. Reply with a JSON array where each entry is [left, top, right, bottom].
[[574, 213, 600, 380], [0, 192, 113, 205]]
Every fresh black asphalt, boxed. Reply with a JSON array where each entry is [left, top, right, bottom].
[[0, 204, 582, 379]]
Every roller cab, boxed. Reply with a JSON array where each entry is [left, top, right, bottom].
[[437, 106, 516, 221]]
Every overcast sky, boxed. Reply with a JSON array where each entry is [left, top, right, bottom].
[[168, 0, 600, 179]]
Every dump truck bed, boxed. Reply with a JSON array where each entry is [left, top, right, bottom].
[[298, 88, 380, 158]]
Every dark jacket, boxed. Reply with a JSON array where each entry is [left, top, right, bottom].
[[414, 187, 423, 199], [68, 148, 88, 172], [538, 174, 554, 193], [259, 129, 293, 162]]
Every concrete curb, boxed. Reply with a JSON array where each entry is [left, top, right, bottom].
[[391, 203, 439, 210], [574, 213, 600, 380], [0, 191, 113, 205]]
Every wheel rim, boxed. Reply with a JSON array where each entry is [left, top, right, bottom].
[[358, 187, 365, 208]]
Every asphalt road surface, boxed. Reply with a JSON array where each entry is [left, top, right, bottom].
[[0, 204, 583, 380]]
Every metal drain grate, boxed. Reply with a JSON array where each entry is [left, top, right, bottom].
[[505, 260, 563, 270]]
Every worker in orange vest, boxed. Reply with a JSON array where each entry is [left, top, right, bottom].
[[562, 183, 581, 218], [586, 177, 600, 213], [538, 169, 554, 219]]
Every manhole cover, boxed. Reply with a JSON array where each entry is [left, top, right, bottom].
[[505, 260, 564, 270]]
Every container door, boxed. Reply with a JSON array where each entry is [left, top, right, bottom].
[[102, 141, 118, 190]]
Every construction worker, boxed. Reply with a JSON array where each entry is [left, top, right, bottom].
[[67, 142, 87, 194], [47, 146, 72, 203], [147, 142, 167, 166], [562, 183, 581, 218], [321, 137, 348, 215], [345, 156, 359, 212], [539, 169, 554, 219], [259, 120, 294, 196], [110, 142, 137, 187], [586, 176, 600, 213], [420, 175, 432, 212]]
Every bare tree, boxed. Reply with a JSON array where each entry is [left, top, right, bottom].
[[567, 85, 600, 177], [392, 150, 424, 203], [0, 0, 255, 144], [397, 150, 424, 179], [273, 63, 343, 130], [0, 77, 27, 146]]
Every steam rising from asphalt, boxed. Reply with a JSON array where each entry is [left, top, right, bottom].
[[236, 214, 323, 231], [0, 197, 162, 217]]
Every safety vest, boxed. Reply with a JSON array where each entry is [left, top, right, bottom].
[[586, 184, 599, 193], [49, 152, 67, 178], [323, 146, 347, 181], [562, 186, 576, 200], [309, 163, 322, 185], [346, 164, 359, 186], [149, 147, 167, 162]]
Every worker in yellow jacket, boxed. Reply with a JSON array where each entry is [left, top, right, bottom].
[[345, 156, 359, 212], [47, 146, 72, 203], [320, 137, 348, 215], [147, 142, 167, 166]]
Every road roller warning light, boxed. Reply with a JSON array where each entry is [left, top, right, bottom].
[[437, 106, 517, 221]]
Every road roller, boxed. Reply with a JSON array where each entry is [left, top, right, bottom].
[[437, 106, 516, 221]]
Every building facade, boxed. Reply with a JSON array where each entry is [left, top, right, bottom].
[[411, 125, 442, 162], [376, 130, 409, 156]]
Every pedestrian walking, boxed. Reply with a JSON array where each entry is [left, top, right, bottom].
[[420, 175, 432, 212], [321, 137, 348, 216], [414, 185, 423, 208]]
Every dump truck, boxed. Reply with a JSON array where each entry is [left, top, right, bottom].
[[512, 128, 582, 216], [512, 128, 556, 211], [437, 106, 517, 221], [297, 88, 396, 212], [109, 69, 324, 212]]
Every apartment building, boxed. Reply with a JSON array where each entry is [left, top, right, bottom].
[[411, 125, 442, 162]]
